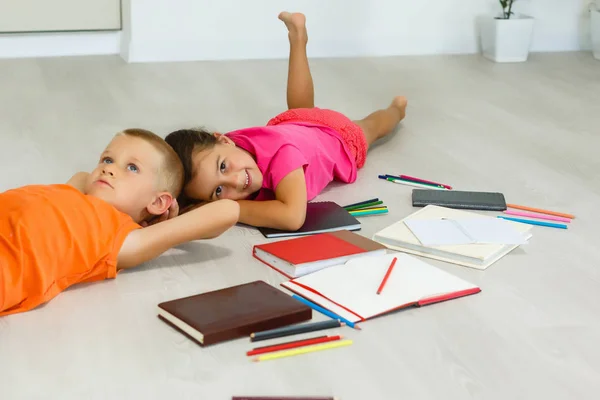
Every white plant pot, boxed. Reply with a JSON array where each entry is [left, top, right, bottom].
[[480, 14, 535, 63], [592, 8, 600, 60]]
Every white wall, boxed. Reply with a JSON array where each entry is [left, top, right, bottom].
[[0, 31, 120, 59], [1, 0, 595, 61]]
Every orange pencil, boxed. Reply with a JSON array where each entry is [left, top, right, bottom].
[[506, 204, 574, 220], [376, 257, 397, 295]]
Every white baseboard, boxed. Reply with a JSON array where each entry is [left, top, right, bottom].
[[0, 31, 121, 59], [125, 36, 481, 63], [0, 29, 590, 62]]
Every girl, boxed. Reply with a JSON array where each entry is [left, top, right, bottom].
[[164, 11, 407, 231]]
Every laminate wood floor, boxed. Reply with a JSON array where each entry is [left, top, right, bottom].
[[1, 52, 599, 400]]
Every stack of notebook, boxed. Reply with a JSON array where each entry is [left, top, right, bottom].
[[253, 230, 387, 278], [372, 205, 533, 269]]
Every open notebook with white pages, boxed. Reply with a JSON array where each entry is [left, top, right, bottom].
[[281, 253, 480, 323]]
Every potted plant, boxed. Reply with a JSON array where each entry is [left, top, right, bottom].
[[480, 1, 535, 62], [591, 1, 600, 60]]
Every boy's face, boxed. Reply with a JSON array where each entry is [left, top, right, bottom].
[[86, 135, 164, 221], [184, 136, 263, 202]]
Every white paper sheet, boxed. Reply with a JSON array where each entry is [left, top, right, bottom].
[[404, 218, 528, 246]]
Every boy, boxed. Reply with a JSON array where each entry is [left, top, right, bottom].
[[0, 129, 239, 316]]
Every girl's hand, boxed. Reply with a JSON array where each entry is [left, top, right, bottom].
[[141, 198, 180, 227]]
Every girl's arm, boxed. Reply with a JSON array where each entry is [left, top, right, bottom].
[[237, 167, 308, 231], [117, 199, 240, 269]]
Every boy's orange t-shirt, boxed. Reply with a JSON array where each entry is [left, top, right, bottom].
[[0, 184, 141, 316]]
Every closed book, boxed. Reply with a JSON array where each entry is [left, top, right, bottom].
[[258, 201, 361, 238], [157, 281, 312, 346], [412, 189, 507, 211], [372, 205, 533, 270], [253, 230, 388, 278]]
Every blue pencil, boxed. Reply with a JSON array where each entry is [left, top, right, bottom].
[[349, 209, 388, 217], [497, 216, 568, 230], [291, 294, 361, 330]]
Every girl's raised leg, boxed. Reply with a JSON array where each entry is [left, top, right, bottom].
[[278, 12, 314, 109]]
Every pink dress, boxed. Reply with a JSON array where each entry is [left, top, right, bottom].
[[226, 121, 357, 201]]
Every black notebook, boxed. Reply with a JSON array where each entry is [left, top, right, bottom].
[[258, 201, 361, 238], [412, 189, 507, 211]]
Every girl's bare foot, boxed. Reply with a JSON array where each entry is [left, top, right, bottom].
[[391, 96, 408, 121], [278, 12, 308, 43], [355, 96, 408, 146]]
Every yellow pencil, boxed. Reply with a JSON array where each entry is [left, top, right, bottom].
[[252, 339, 353, 362]]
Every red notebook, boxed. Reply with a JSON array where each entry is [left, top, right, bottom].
[[281, 253, 481, 323], [253, 230, 387, 278]]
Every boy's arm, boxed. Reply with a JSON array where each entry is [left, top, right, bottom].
[[237, 167, 308, 231], [117, 199, 240, 269], [66, 172, 89, 193]]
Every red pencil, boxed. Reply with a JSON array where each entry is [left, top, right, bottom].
[[251, 335, 328, 351], [232, 397, 337, 400], [246, 335, 342, 356], [376, 257, 397, 295], [399, 174, 452, 190]]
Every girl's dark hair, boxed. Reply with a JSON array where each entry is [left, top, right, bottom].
[[164, 128, 218, 206]]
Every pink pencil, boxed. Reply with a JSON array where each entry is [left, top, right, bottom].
[[399, 175, 453, 190], [504, 209, 571, 223]]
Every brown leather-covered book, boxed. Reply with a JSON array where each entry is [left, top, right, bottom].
[[157, 281, 312, 346]]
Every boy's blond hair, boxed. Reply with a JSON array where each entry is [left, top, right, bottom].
[[120, 128, 184, 197]]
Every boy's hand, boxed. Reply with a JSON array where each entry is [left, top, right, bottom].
[[141, 198, 179, 227]]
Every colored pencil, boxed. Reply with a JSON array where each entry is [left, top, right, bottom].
[[342, 198, 378, 209], [250, 320, 344, 342], [349, 209, 388, 217], [399, 174, 453, 190], [384, 174, 446, 189], [385, 177, 448, 191], [349, 205, 387, 212], [376, 257, 397, 295], [291, 294, 360, 329], [504, 209, 571, 223], [250, 335, 328, 352], [497, 216, 568, 230], [252, 339, 353, 362], [379, 175, 444, 189], [247, 335, 343, 356], [233, 397, 337, 400], [344, 200, 383, 211], [506, 204, 575, 219], [349, 208, 388, 214]]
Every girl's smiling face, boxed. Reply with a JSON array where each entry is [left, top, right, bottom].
[[184, 135, 263, 202]]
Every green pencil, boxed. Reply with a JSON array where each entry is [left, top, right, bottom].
[[344, 200, 383, 211]]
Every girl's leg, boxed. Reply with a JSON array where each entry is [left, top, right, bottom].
[[278, 12, 314, 109], [354, 96, 408, 148]]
